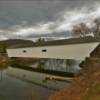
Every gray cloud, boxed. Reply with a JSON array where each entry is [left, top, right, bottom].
[[0, 0, 100, 40]]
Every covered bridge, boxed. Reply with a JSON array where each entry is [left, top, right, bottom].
[[7, 36, 100, 60]]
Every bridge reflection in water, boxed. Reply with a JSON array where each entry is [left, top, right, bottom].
[[0, 70, 55, 100]]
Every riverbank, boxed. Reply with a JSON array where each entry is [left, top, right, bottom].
[[0, 56, 8, 70], [48, 58, 100, 100]]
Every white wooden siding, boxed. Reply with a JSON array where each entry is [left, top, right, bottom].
[[7, 43, 99, 60]]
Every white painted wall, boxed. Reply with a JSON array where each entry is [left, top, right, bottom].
[[7, 43, 99, 60]]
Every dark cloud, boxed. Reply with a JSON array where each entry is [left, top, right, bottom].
[[0, 0, 100, 40]]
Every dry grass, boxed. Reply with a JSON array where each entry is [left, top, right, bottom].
[[0, 56, 8, 70], [48, 61, 100, 100]]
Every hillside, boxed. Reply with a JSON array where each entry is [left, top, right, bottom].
[[1, 39, 33, 47], [0, 39, 33, 53]]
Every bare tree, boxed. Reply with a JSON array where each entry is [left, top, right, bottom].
[[72, 23, 91, 37], [35, 38, 45, 44], [93, 18, 100, 36]]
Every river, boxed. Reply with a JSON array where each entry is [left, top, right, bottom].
[[0, 70, 56, 100]]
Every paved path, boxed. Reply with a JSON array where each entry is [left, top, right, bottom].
[[0, 70, 55, 100]]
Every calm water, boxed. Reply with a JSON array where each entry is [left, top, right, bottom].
[[0, 70, 55, 100]]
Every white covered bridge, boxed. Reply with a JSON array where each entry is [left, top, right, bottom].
[[7, 36, 100, 60], [6, 36, 100, 89]]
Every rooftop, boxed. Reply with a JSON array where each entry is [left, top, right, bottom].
[[7, 36, 100, 49]]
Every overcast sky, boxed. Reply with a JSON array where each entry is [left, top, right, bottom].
[[0, 0, 100, 40]]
